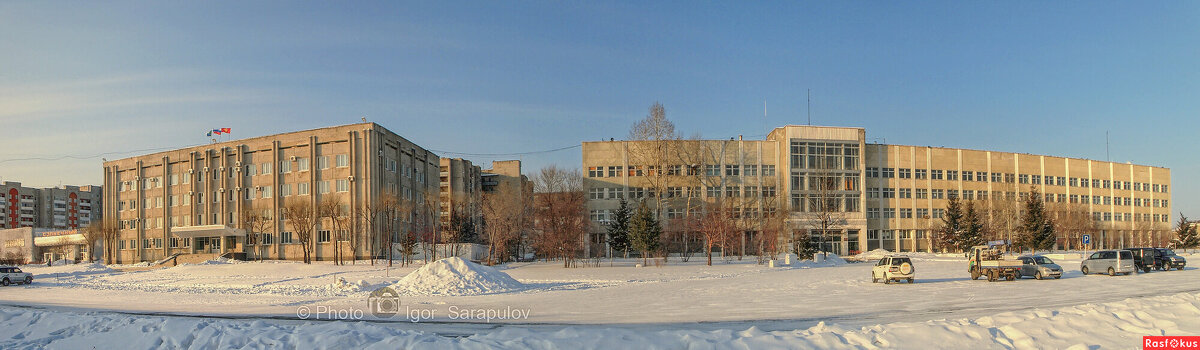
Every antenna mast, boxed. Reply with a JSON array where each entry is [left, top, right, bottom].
[[807, 89, 812, 125], [1105, 131, 1110, 162]]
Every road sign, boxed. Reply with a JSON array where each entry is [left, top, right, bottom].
[[1082, 234, 1092, 246]]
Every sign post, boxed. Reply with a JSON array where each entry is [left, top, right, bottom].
[[1082, 234, 1092, 258]]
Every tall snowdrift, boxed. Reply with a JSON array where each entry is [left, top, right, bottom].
[[391, 257, 524, 296]]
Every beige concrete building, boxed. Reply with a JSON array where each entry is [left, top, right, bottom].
[[1, 182, 101, 230], [582, 125, 1173, 256], [0, 227, 93, 263], [439, 158, 482, 236], [102, 123, 439, 263]]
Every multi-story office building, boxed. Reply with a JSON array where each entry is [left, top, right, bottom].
[[102, 123, 440, 263], [439, 158, 483, 234], [582, 125, 1172, 256], [0, 182, 101, 230]]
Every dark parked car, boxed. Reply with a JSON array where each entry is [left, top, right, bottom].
[[1155, 248, 1187, 270], [1127, 248, 1161, 273]]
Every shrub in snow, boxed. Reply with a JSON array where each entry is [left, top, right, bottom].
[[391, 257, 524, 296]]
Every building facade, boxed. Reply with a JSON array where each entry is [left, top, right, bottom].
[[582, 125, 1173, 256], [0, 182, 101, 230], [102, 123, 440, 263], [0, 227, 93, 264], [439, 158, 483, 237]]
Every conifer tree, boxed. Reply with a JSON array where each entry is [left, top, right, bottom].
[[1174, 213, 1199, 252], [1019, 187, 1057, 252], [606, 199, 633, 258], [958, 201, 986, 251], [938, 195, 964, 252], [629, 201, 662, 266]]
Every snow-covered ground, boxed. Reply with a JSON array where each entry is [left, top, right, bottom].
[[1, 253, 1197, 348]]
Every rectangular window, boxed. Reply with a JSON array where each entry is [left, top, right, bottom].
[[900, 208, 913, 219], [280, 184, 292, 197], [915, 189, 928, 199], [336, 179, 349, 192], [882, 188, 895, 199], [932, 189, 945, 199], [1031, 175, 1041, 185], [587, 167, 603, 178], [761, 165, 775, 176], [280, 232, 294, 244], [298, 183, 310, 195], [762, 186, 776, 198], [1019, 174, 1029, 184], [962, 171, 973, 181], [317, 156, 329, 169], [280, 161, 291, 173], [898, 168, 911, 179], [743, 165, 758, 176], [946, 170, 958, 181], [931, 170, 943, 180], [725, 165, 739, 176], [607, 166, 623, 177], [916, 208, 929, 218], [336, 154, 349, 168], [725, 186, 740, 198], [298, 158, 310, 171], [318, 181, 330, 194], [317, 230, 331, 243], [706, 186, 721, 198], [915, 169, 927, 180]]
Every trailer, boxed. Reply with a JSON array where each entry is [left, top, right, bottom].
[[968, 245, 1022, 282]]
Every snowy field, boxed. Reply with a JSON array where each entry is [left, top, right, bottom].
[[1, 252, 1198, 349]]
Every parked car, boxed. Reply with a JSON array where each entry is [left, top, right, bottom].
[[1017, 255, 1063, 280], [1081, 250, 1136, 276], [0, 266, 33, 286], [872, 255, 915, 284], [1156, 248, 1187, 270], [1126, 248, 1162, 273]]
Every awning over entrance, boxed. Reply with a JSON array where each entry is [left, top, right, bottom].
[[171, 225, 245, 238]]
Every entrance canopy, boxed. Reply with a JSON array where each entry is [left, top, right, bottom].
[[171, 225, 245, 238]]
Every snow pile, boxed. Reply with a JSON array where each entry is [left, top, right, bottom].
[[853, 249, 892, 261], [50, 259, 74, 266], [793, 253, 848, 268], [391, 257, 525, 296], [329, 277, 369, 293], [182, 258, 238, 266]]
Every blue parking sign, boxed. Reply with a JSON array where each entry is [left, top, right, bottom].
[[1082, 234, 1091, 246]]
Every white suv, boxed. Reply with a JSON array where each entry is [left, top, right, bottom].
[[1, 266, 33, 286], [872, 256, 915, 284]]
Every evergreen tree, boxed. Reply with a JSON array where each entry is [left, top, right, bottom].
[[1174, 213, 1199, 251], [629, 201, 662, 266], [938, 195, 964, 252], [1020, 187, 1057, 252], [606, 199, 633, 258], [958, 201, 986, 251]]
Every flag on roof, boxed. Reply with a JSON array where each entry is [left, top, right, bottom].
[[221, 128, 231, 134]]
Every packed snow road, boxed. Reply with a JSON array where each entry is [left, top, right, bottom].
[[0, 254, 1197, 331]]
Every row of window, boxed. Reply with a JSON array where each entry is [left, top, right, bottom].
[[118, 154, 365, 192], [789, 194, 862, 213], [119, 180, 353, 212], [115, 230, 356, 250], [589, 207, 780, 222], [587, 186, 779, 200], [864, 167, 1169, 193], [789, 141, 860, 171], [586, 164, 777, 178], [863, 187, 1170, 208], [866, 229, 930, 240], [867, 208, 945, 219]]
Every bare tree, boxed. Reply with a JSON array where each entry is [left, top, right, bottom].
[[533, 165, 587, 268], [483, 181, 528, 265], [1050, 202, 1097, 250], [281, 197, 316, 264], [82, 221, 113, 263], [627, 102, 682, 220], [803, 167, 849, 259], [699, 199, 735, 266], [240, 207, 274, 261], [319, 195, 351, 265]]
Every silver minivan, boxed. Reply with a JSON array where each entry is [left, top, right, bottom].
[[1081, 250, 1136, 276]]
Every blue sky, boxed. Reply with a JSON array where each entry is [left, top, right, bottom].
[[1, 1, 1198, 215]]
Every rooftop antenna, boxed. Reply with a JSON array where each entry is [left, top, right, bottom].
[[807, 89, 812, 126], [763, 100, 767, 138], [1105, 131, 1110, 162]]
